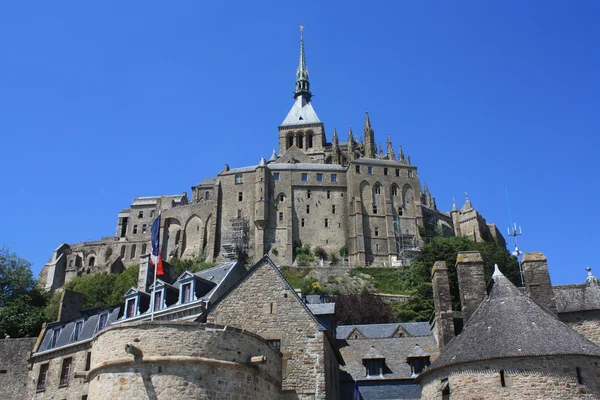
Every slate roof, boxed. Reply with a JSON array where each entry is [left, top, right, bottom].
[[34, 306, 121, 355], [338, 336, 438, 381], [197, 177, 216, 186], [281, 96, 321, 126], [554, 283, 600, 313], [336, 322, 431, 340], [306, 303, 335, 315], [353, 158, 413, 167], [269, 163, 346, 171], [423, 267, 600, 375], [356, 381, 422, 400]]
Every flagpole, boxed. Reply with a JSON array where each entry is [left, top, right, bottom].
[[150, 211, 161, 322]]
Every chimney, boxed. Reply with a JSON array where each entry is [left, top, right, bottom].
[[456, 251, 487, 324], [57, 289, 85, 322], [138, 254, 153, 292], [431, 261, 455, 349], [521, 252, 558, 316]]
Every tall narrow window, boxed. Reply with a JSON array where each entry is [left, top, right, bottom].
[[274, 172, 280, 180], [133, 225, 138, 234], [236, 209, 242, 218], [355, 165, 360, 173], [391, 186, 398, 196], [98, 313, 108, 331], [126, 299, 136, 318], [383, 168, 388, 175], [142, 224, 147, 234], [306, 205, 310, 214], [374, 227, 379, 236], [51, 328, 61, 348], [368, 167, 373, 175], [182, 283, 192, 303], [130, 244, 136, 260], [317, 173, 323, 182], [307, 189, 311, 198], [85, 352, 92, 371], [325, 219, 329, 228], [88, 257, 95, 267], [72, 321, 83, 341], [36, 363, 49, 392], [331, 174, 337, 182], [141, 243, 147, 254], [150, 210, 155, 218], [327, 190, 331, 199], [238, 192, 243, 201], [396, 168, 400, 177], [154, 291, 162, 311], [408, 170, 414, 178], [59, 357, 73, 387], [373, 205, 378, 214], [301, 218, 305, 227], [235, 173, 243, 184], [332, 205, 336, 214], [279, 212, 284, 222], [576, 367, 583, 384], [374, 184, 381, 195], [500, 369, 506, 387], [138, 210, 144, 218]]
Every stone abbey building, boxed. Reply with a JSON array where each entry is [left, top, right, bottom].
[[39, 30, 504, 291]]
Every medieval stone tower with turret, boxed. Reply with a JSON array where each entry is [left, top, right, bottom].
[[39, 29, 504, 290]]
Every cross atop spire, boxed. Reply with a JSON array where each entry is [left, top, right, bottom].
[[294, 25, 311, 102]]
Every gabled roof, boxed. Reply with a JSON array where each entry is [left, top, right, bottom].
[[124, 287, 149, 297], [337, 323, 431, 340], [423, 266, 600, 375], [281, 96, 321, 126], [363, 345, 386, 361]]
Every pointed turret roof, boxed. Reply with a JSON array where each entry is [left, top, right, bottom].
[[422, 265, 600, 375], [281, 27, 321, 127]]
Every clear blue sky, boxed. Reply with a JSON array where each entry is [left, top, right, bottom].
[[1, 1, 598, 285]]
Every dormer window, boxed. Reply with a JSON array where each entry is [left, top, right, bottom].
[[72, 321, 83, 341], [98, 313, 108, 331], [366, 360, 383, 377], [407, 344, 431, 377], [154, 290, 163, 311], [126, 298, 136, 318], [182, 283, 192, 303], [50, 328, 61, 348]]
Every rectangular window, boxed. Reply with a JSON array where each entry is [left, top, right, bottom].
[[395, 168, 400, 177], [150, 210, 155, 218], [182, 283, 192, 303], [373, 205, 378, 214], [235, 173, 243, 184], [341, 192, 344, 197], [408, 170, 414, 178], [236, 209, 242, 218], [376, 243, 380, 251], [138, 211, 143, 218], [331, 174, 337, 182], [51, 328, 61, 348], [154, 290, 162, 311], [72, 321, 83, 341], [279, 212, 284, 222], [366, 360, 382, 377], [398, 207, 403, 216], [307, 189, 311, 198], [384, 168, 388, 175], [374, 227, 379, 236], [368, 166, 373, 175], [267, 339, 281, 351], [332, 205, 336, 214], [355, 165, 360, 173], [301, 218, 305, 227], [59, 357, 72, 387], [317, 173, 323, 181], [142, 224, 147, 234], [82, 396, 88, 400], [126, 299, 136, 318], [306, 205, 310, 214], [301, 173, 308, 181], [98, 314, 108, 331], [37, 363, 49, 392], [391, 186, 398, 196], [327, 190, 331, 199], [325, 219, 329, 228], [238, 192, 243, 201], [273, 172, 280, 180], [133, 225, 138, 234], [85, 352, 91, 371]]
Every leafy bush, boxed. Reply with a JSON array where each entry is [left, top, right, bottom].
[[334, 290, 395, 324], [169, 258, 217, 278], [339, 245, 348, 257], [313, 246, 327, 260]]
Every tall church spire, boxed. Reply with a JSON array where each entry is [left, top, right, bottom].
[[294, 25, 311, 102], [364, 112, 376, 158]]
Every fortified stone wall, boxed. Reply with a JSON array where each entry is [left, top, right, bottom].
[[420, 355, 600, 400], [87, 322, 282, 400], [207, 263, 338, 399], [0, 338, 36, 400]]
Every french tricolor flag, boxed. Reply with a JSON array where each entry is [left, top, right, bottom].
[[150, 213, 164, 275]]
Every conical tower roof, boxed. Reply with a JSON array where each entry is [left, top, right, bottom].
[[423, 265, 600, 375]]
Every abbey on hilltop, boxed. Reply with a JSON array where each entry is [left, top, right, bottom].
[[40, 29, 504, 290]]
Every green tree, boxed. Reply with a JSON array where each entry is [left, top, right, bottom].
[[169, 258, 217, 278], [0, 247, 49, 337], [335, 291, 395, 324], [64, 265, 139, 309]]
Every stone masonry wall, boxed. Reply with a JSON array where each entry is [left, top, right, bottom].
[[561, 310, 600, 346], [87, 321, 282, 400], [28, 343, 91, 400], [0, 338, 36, 400], [420, 355, 600, 400], [207, 263, 337, 399]]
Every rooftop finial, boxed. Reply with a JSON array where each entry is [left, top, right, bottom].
[[492, 263, 502, 277], [586, 266, 599, 286], [294, 25, 311, 102]]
